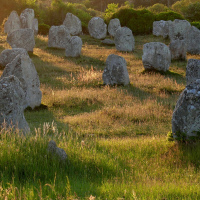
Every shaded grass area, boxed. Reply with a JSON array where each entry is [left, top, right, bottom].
[[1, 32, 200, 199]]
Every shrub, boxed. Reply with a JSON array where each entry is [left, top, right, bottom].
[[156, 11, 184, 21], [38, 23, 50, 35], [111, 8, 156, 35], [182, 2, 200, 22], [147, 3, 170, 14], [191, 21, 200, 30]]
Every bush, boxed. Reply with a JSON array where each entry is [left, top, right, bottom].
[[111, 8, 156, 35], [156, 11, 184, 21], [38, 23, 50, 35], [191, 21, 200, 30], [182, 2, 200, 22], [147, 3, 170, 14]]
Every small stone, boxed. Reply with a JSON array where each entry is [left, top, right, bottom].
[[186, 59, 200, 85], [65, 36, 82, 57]]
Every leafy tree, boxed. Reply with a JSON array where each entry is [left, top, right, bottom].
[[182, 2, 200, 21]]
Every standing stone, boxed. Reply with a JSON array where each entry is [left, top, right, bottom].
[[186, 59, 200, 85], [65, 36, 82, 57], [20, 8, 35, 29], [88, 17, 107, 39], [0, 75, 30, 132], [48, 25, 71, 49], [48, 140, 68, 163], [32, 18, 38, 35], [169, 39, 187, 60], [169, 19, 191, 41], [187, 26, 200, 55], [63, 13, 82, 36], [0, 48, 28, 68], [108, 18, 121, 37], [142, 42, 171, 72], [172, 79, 200, 139], [114, 27, 135, 52], [4, 11, 21, 35], [1, 54, 42, 109], [7, 28, 35, 52], [153, 20, 172, 38], [102, 54, 130, 86]]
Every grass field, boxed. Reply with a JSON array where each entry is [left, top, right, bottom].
[[0, 32, 200, 199]]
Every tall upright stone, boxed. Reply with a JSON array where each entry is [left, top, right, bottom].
[[63, 13, 82, 35], [88, 17, 107, 39], [7, 28, 35, 52], [1, 54, 42, 109], [32, 18, 38, 35], [65, 36, 82, 57], [153, 20, 172, 39], [108, 18, 121, 37], [4, 11, 21, 35], [114, 27, 135, 52], [20, 8, 35, 29], [48, 25, 71, 49], [142, 42, 171, 72], [102, 54, 130, 86], [186, 59, 200, 85], [0, 75, 30, 132]]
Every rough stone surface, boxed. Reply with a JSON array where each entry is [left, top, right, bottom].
[[32, 18, 38, 35], [1, 54, 42, 109], [114, 27, 135, 52], [65, 36, 82, 57], [20, 8, 35, 29], [142, 42, 171, 72], [169, 39, 187, 60], [187, 26, 200, 55], [48, 25, 71, 49], [102, 54, 130, 86], [172, 79, 200, 138], [88, 17, 107, 39], [4, 11, 21, 35], [0, 48, 28, 68], [0, 75, 30, 132], [7, 28, 35, 52], [101, 39, 115, 45], [186, 59, 200, 85], [63, 13, 82, 35], [169, 19, 191, 41], [108, 18, 121, 37], [153, 20, 172, 38], [48, 140, 67, 162]]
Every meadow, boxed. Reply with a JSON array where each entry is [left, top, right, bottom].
[[0, 31, 200, 199]]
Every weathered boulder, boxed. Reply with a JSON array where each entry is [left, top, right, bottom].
[[48, 140, 67, 162], [101, 39, 115, 45], [102, 54, 130, 86], [32, 18, 38, 35], [172, 79, 200, 139], [169, 19, 191, 41], [169, 39, 187, 60], [187, 26, 200, 55], [48, 25, 71, 49], [108, 18, 121, 37], [0, 48, 28, 68], [4, 11, 21, 35], [7, 28, 35, 52], [186, 59, 200, 85], [142, 42, 171, 72], [65, 36, 82, 57], [0, 75, 30, 132], [114, 27, 135, 52], [88, 17, 107, 39], [1, 54, 42, 109], [153, 20, 172, 38], [63, 13, 82, 35], [20, 8, 35, 29]]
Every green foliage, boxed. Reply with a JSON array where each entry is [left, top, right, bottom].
[[156, 11, 184, 21], [191, 21, 200, 30], [38, 23, 50, 35], [104, 3, 119, 21], [147, 3, 170, 14], [167, 131, 174, 142], [182, 2, 200, 22], [111, 8, 156, 35]]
